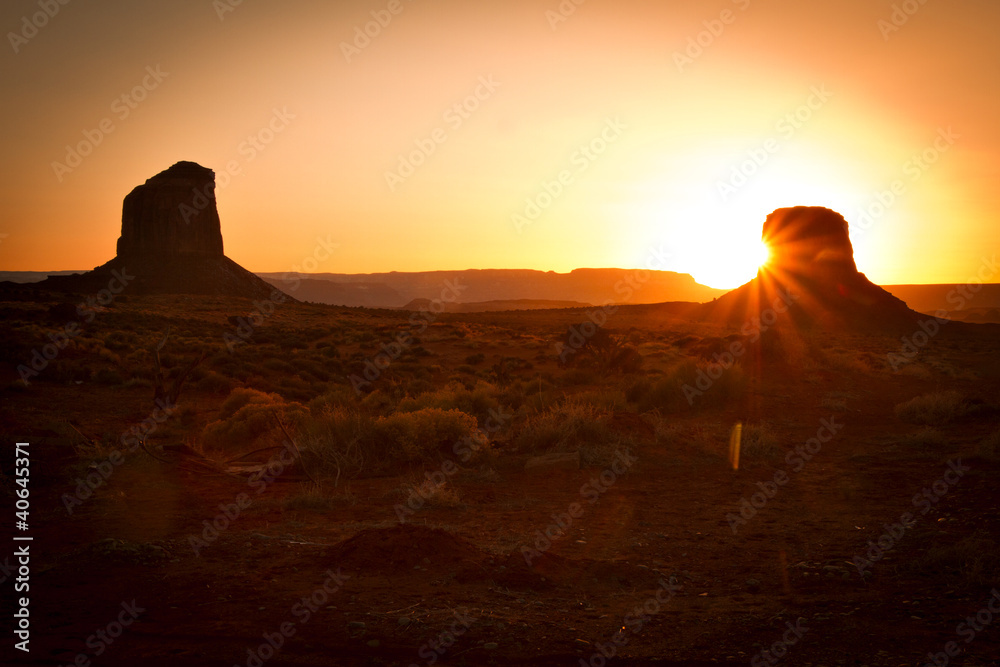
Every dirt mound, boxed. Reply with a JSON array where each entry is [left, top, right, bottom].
[[326, 524, 486, 576]]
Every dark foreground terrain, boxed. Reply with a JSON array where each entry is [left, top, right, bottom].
[[1, 291, 999, 666]]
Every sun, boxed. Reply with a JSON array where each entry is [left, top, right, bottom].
[[618, 153, 868, 291], [754, 239, 771, 270], [686, 238, 772, 290]]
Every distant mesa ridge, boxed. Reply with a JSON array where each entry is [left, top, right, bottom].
[[256, 268, 727, 309], [28, 161, 287, 300]]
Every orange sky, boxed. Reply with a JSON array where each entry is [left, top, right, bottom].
[[1, 0, 997, 288]]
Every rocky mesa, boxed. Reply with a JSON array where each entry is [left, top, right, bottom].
[[32, 161, 289, 301], [699, 206, 920, 331]]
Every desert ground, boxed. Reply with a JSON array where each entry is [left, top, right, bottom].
[[2, 290, 999, 666]]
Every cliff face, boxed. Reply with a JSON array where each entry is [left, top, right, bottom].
[[116, 161, 224, 258], [761, 206, 857, 281]]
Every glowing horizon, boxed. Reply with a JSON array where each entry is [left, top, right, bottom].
[[1, 0, 997, 290]]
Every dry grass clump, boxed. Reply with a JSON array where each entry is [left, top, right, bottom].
[[629, 359, 746, 413], [740, 422, 781, 460], [513, 400, 628, 466], [894, 391, 969, 425]]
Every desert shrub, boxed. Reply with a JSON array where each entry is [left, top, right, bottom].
[[904, 532, 1000, 588], [263, 358, 294, 373], [361, 388, 402, 415], [202, 388, 307, 451], [276, 375, 321, 403], [302, 406, 378, 480], [515, 401, 612, 457], [894, 391, 969, 425], [308, 386, 359, 417], [397, 382, 501, 426], [979, 428, 1000, 460], [573, 387, 628, 411], [632, 359, 746, 412], [103, 331, 136, 351], [219, 387, 272, 419], [757, 329, 810, 365], [195, 371, 233, 395], [740, 422, 780, 460], [373, 408, 480, 462]]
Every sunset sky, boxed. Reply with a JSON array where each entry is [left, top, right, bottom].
[[1, 0, 997, 288]]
